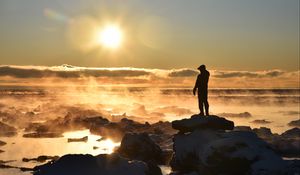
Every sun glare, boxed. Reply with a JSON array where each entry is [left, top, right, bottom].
[[101, 139, 120, 154], [97, 25, 122, 49]]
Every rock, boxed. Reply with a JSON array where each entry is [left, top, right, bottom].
[[67, 136, 88, 143], [0, 122, 17, 137], [80, 116, 109, 128], [288, 119, 300, 127], [90, 122, 124, 141], [172, 115, 234, 133], [269, 137, 300, 158], [33, 153, 162, 175], [0, 140, 6, 146], [0, 160, 33, 171], [234, 126, 252, 132], [118, 133, 163, 164], [284, 160, 300, 175], [23, 132, 63, 138], [252, 127, 273, 138], [281, 127, 300, 138], [249, 127, 300, 158], [23, 155, 59, 163], [170, 129, 288, 175]]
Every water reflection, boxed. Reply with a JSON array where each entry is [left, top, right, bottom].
[[0, 130, 120, 169]]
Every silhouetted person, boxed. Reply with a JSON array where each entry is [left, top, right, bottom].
[[193, 65, 210, 116]]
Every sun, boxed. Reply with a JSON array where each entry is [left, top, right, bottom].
[[97, 25, 122, 49]]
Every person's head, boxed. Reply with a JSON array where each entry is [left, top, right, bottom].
[[197, 64, 206, 73]]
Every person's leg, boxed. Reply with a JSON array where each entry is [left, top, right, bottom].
[[203, 90, 209, 116], [204, 100, 209, 116], [198, 95, 204, 115]]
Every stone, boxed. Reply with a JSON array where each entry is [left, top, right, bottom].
[[172, 115, 234, 133]]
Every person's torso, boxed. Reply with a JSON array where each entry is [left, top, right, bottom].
[[197, 71, 209, 89]]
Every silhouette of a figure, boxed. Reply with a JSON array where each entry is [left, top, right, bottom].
[[193, 65, 210, 116]]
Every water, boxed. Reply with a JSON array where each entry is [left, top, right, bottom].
[[0, 86, 299, 134], [0, 130, 120, 174], [0, 85, 299, 174]]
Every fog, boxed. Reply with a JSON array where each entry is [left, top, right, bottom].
[[0, 83, 299, 134]]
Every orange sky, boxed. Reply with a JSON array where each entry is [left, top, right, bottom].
[[0, 0, 299, 71]]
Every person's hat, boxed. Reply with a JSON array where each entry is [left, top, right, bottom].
[[197, 64, 206, 70]]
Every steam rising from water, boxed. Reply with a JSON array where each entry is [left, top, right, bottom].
[[0, 85, 298, 133]]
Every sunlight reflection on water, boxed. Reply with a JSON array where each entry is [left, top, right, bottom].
[[0, 130, 120, 170]]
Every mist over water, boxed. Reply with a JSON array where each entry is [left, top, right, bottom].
[[0, 85, 299, 133], [0, 85, 299, 175]]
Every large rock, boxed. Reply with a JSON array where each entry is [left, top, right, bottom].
[[172, 115, 234, 133], [170, 129, 288, 175], [236, 127, 300, 158], [265, 127, 300, 158], [118, 133, 163, 164], [33, 153, 162, 175], [281, 127, 300, 138], [253, 127, 273, 139]]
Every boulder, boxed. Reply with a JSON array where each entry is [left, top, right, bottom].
[[118, 133, 163, 164], [288, 119, 300, 127], [170, 129, 287, 175], [253, 127, 273, 138], [172, 115, 234, 133], [234, 126, 252, 132], [80, 116, 109, 128], [33, 153, 162, 175], [281, 127, 300, 138]]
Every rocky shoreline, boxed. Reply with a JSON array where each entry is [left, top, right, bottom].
[[28, 114, 299, 175]]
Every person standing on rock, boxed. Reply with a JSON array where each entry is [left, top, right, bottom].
[[193, 64, 210, 116]]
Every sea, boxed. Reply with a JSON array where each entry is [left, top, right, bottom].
[[0, 85, 299, 175]]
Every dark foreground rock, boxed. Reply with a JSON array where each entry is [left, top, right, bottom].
[[118, 133, 163, 164], [170, 115, 294, 175], [281, 127, 300, 138], [172, 115, 234, 133], [234, 126, 300, 158], [33, 153, 162, 175], [256, 127, 300, 158]]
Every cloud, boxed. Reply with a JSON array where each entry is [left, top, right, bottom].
[[288, 119, 300, 127], [0, 65, 151, 78], [212, 70, 286, 78], [251, 119, 272, 124], [168, 68, 198, 77], [0, 64, 298, 88], [218, 112, 252, 118]]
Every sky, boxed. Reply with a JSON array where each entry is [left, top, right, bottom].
[[0, 0, 299, 71]]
